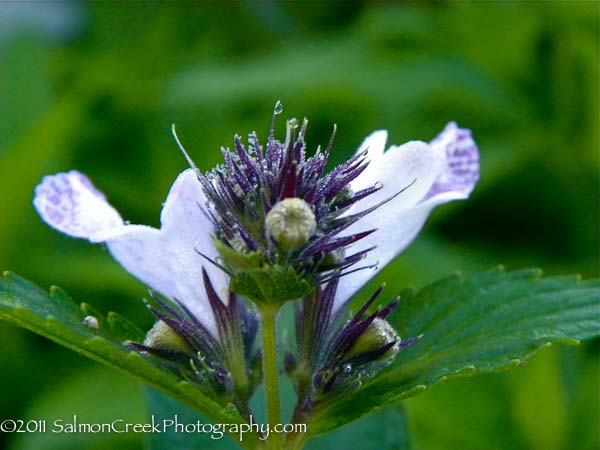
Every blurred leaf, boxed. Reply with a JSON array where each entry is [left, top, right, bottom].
[[307, 267, 600, 436], [306, 405, 410, 450], [0, 36, 51, 152], [144, 388, 239, 450], [8, 366, 145, 450], [0, 272, 257, 448], [0, 92, 87, 258], [507, 347, 566, 450]]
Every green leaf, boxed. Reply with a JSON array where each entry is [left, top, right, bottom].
[[215, 240, 313, 306], [231, 265, 313, 307], [0, 271, 257, 449], [307, 267, 600, 436], [214, 239, 265, 271]]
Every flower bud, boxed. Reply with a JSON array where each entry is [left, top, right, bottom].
[[143, 320, 193, 356], [266, 198, 316, 251], [345, 317, 400, 362]]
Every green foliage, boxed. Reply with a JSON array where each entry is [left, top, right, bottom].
[[216, 241, 313, 307], [307, 268, 599, 436], [0, 272, 258, 449], [231, 266, 313, 307]]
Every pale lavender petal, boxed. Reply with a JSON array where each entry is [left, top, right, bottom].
[[332, 201, 434, 312], [349, 140, 439, 207], [104, 169, 223, 335], [105, 225, 219, 336], [333, 124, 480, 312], [333, 141, 440, 311], [355, 130, 388, 160], [33, 170, 123, 242], [34, 168, 222, 336], [425, 122, 479, 200]]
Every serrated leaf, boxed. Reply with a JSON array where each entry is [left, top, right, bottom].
[[0, 271, 259, 450], [214, 239, 264, 271], [307, 267, 600, 436], [231, 265, 313, 306]]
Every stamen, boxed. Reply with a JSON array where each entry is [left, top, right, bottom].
[[320, 125, 335, 158], [194, 248, 232, 276], [171, 124, 200, 175]]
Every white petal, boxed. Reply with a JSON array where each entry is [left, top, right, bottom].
[[333, 141, 440, 311], [104, 169, 224, 336], [105, 225, 220, 336], [350, 140, 439, 207], [332, 200, 439, 312], [34, 168, 223, 336], [160, 169, 228, 303], [33, 171, 124, 243], [355, 130, 388, 160]]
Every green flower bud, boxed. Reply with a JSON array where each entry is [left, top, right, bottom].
[[143, 320, 193, 355], [266, 198, 316, 251], [345, 317, 400, 362]]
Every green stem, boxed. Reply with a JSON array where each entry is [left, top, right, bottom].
[[260, 306, 283, 448], [285, 429, 309, 450]]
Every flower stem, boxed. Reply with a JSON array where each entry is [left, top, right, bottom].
[[285, 431, 308, 450], [260, 306, 283, 448]]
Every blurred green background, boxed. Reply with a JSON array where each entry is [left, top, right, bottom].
[[0, 2, 598, 450]]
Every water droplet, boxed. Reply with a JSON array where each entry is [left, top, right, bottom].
[[82, 315, 99, 330], [343, 363, 352, 374], [288, 117, 299, 129], [274, 100, 283, 115]]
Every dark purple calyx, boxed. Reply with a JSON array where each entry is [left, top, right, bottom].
[[127, 269, 260, 413], [288, 279, 421, 414]]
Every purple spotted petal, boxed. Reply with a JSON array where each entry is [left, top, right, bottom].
[[424, 121, 479, 200], [34, 171, 123, 242], [34, 168, 224, 336]]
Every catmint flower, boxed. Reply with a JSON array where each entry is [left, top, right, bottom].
[[193, 107, 390, 307], [33, 104, 479, 414]]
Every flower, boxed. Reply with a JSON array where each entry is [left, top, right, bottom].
[[32, 109, 479, 410], [332, 122, 479, 312], [33, 115, 479, 338]]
